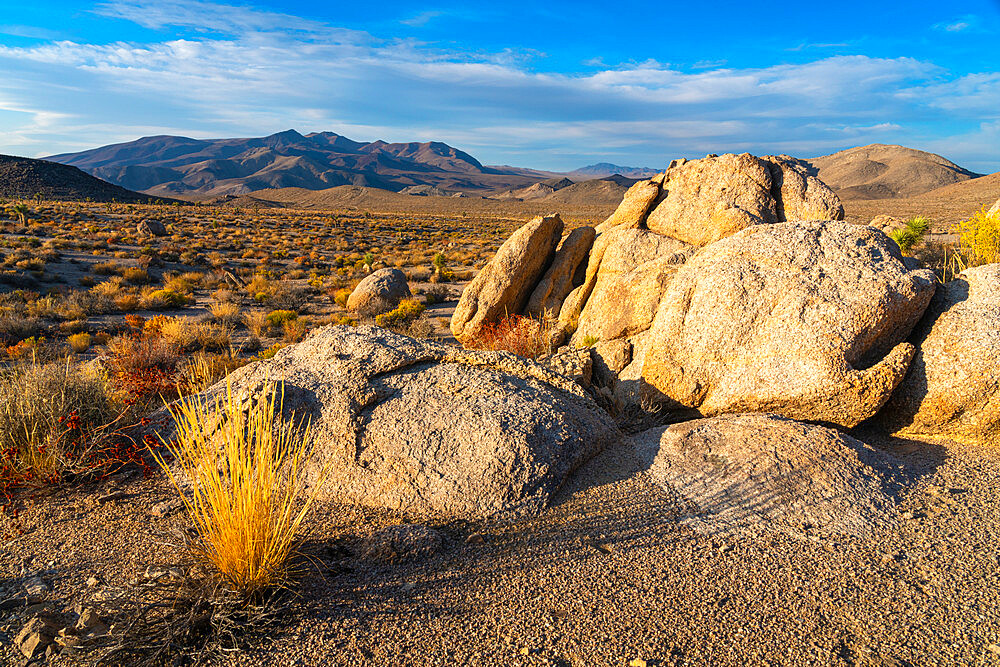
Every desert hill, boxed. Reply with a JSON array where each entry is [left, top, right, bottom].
[[843, 169, 1000, 228], [245, 180, 624, 222], [0, 154, 171, 203], [45, 130, 552, 200], [808, 144, 981, 200]]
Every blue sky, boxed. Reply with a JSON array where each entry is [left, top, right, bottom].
[[0, 0, 998, 172]]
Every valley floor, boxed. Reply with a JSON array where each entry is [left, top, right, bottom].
[[2, 431, 998, 666]]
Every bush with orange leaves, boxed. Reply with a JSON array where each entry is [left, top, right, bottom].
[[461, 314, 555, 359]]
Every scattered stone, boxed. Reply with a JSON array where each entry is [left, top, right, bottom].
[[346, 267, 412, 317], [136, 219, 167, 236], [15, 616, 59, 659], [882, 264, 1000, 443], [465, 532, 485, 545], [153, 326, 620, 519], [151, 498, 184, 517], [358, 525, 443, 564], [85, 576, 101, 589], [22, 576, 49, 597], [451, 214, 563, 340], [95, 490, 128, 504], [642, 221, 936, 427], [631, 414, 904, 536], [144, 565, 184, 581]]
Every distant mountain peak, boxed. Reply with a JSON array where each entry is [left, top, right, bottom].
[[569, 162, 660, 179]]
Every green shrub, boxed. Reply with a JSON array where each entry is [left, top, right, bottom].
[[375, 299, 426, 329], [265, 309, 298, 327]]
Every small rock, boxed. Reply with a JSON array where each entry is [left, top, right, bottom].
[[629, 660, 648, 667], [151, 499, 183, 518], [465, 532, 485, 545], [95, 490, 128, 504], [519, 647, 531, 656], [22, 576, 49, 597], [987, 644, 1000, 656], [15, 616, 59, 659], [85, 576, 101, 589], [144, 565, 184, 581]]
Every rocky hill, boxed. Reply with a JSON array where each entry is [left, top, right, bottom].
[[45, 130, 552, 199], [0, 154, 169, 203], [806, 144, 981, 200]]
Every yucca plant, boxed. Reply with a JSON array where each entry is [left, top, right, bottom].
[[888, 216, 930, 256], [153, 380, 324, 596]]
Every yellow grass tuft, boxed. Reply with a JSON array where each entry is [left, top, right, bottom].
[[153, 380, 324, 596]]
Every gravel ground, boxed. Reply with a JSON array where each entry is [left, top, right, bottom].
[[1, 430, 998, 666]]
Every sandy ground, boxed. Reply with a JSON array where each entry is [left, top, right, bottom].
[[1, 427, 998, 666]]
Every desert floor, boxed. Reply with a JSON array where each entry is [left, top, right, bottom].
[[2, 428, 998, 666]]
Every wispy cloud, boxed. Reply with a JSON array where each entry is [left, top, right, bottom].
[[401, 10, 443, 27], [933, 14, 981, 33], [0, 0, 996, 170]]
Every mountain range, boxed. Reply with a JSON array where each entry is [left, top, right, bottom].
[[45, 130, 555, 199], [38, 132, 986, 205]]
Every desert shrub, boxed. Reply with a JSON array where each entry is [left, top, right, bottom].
[[105, 333, 180, 406], [141, 288, 190, 310], [270, 283, 309, 311], [210, 301, 242, 326], [332, 287, 352, 308], [92, 261, 121, 275], [123, 267, 150, 285], [67, 332, 92, 353], [257, 343, 286, 359], [265, 309, 297, 328], [152, 381, 325, 595], [422, 284, 450, 305], [953, 205, 1000, 269], [888, 216, 930, 256], [0, 360, 140, 497], [160, 318, 232, 353], [0, 312, 41, 346], [243, 311, 269, 337], [375, 299, 425, 329], [282, 318, 308, 344], [463, 314, 554, 359]]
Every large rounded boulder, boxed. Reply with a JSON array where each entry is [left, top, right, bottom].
[[644, 153, 844, 246], [165, 326, 620, 519], [631, 413, 903, 536], [882, 264, 1000, 443], [347, 268, 411, 316], [569, 227, 692, 345], [641, 221, 937, 428], [451, 214, 563, 340]]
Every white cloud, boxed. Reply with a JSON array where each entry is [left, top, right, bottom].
[[0, 0, 996, 171]]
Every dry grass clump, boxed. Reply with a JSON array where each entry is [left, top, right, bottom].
[[209, 301, 242, 326], [462, 314, 555, 359], [153, 381, 324, 595]]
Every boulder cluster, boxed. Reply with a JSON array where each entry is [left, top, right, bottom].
[[164, 156, 999, 535]]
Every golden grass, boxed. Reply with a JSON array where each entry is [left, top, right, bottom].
[[153, 380, 324, 596]]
